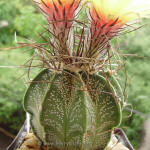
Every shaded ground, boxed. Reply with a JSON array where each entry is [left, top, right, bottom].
[[0, 132, 13, 150], [139, 117, 150, 150]]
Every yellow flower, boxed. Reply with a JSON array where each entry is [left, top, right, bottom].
[[91, 0, 150, 24], [86, 0, 150, 58]]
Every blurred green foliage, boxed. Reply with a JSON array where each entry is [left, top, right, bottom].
[[0, 0, 45, 134], [0, 0, 150, 148], [118, 23, 150, 148]]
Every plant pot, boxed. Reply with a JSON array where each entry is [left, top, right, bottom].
[[7, 119, 28, 150], [114, 128, 134, 150], [7, 120, 134, 150]]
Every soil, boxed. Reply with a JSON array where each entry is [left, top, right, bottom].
[[16, 132, 42, 150], [0, 132, 13, 150]]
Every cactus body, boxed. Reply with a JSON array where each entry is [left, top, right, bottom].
[[24, 69, 121, 150]]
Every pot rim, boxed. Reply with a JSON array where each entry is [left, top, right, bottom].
[[7, 119, 28, 150]]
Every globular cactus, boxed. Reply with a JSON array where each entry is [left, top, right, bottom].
[[15, 0, 150, 149], [24, 69, 122, 150], [21, 0, 148, 149]]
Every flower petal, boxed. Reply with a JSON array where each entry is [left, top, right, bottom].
[[36, 0, 81, 33], [91, 0, 150, 24]]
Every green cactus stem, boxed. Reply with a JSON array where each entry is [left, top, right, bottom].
[[24, 69, 121, 150]]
